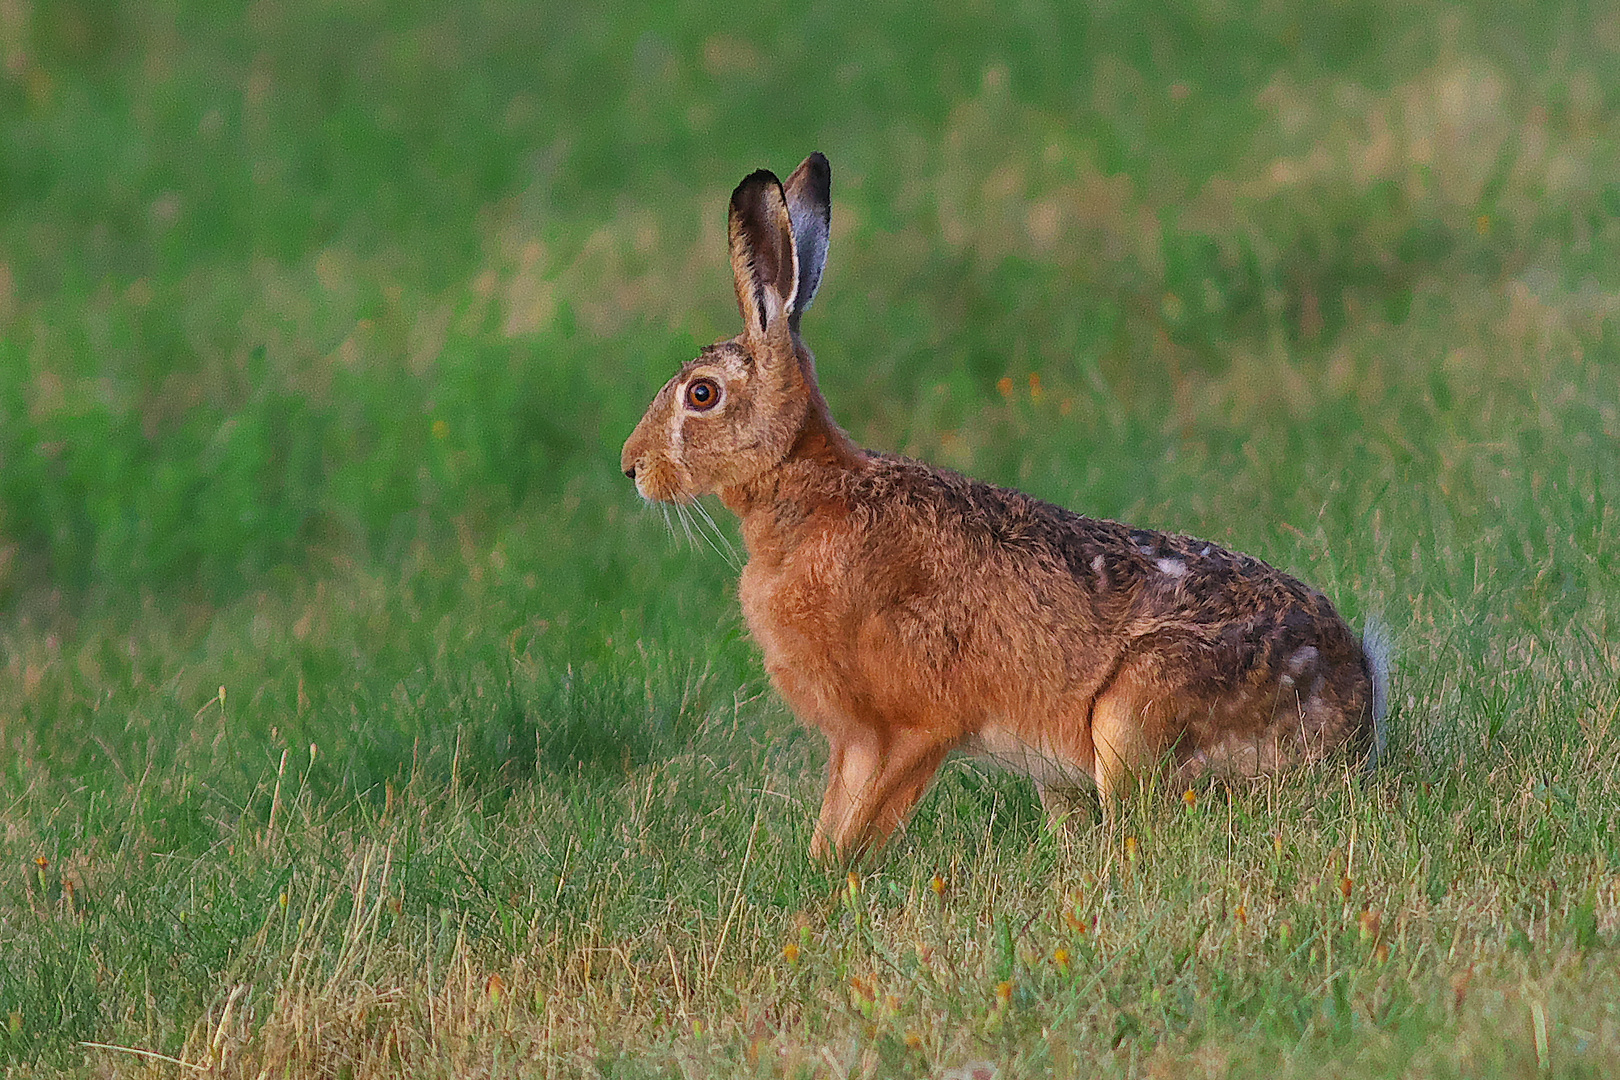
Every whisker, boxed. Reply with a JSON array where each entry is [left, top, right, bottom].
[[687, 500, 742, 571], [679, 503, 706, 555], [691, 498, 743, 571], [674, 502, 699, 551], [647, 495, 743, 571]]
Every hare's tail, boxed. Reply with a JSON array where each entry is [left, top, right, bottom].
[[1361, 617, 1393, 770]]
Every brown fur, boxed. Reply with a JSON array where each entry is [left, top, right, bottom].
[[622, 155, 1376, 862]]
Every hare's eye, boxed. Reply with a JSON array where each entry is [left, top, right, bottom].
[[685, 378, 720, 411]]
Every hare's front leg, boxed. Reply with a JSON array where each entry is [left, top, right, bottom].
[[1086, 656, 1188, 827], [809, 727, 954, 863]]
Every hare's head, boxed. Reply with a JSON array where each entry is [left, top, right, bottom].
[[622, 154, 831, 502]]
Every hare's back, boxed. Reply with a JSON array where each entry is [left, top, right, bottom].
[[849, 456, 1369, 698]]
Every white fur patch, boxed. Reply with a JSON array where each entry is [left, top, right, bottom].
[[1279, 645, 1319, 689], [1155, 557, 1188, 578], [668, 406, 684, 452], [1284, 645, 1319, 674]]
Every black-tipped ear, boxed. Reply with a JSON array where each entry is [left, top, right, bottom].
[[728, 169, 798, 341], [782, 153, 830, 332]]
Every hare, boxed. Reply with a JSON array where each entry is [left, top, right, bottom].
[[622, 153, 1388, 862]]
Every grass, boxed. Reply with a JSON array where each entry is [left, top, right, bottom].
[[3, 0, 1620, 1076]]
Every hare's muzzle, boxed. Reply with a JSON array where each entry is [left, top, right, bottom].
[[620, 430, 663, 500], [620, 434, 645, 491]]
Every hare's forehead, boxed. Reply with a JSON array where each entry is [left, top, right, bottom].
[[675, 343, 752, 383]]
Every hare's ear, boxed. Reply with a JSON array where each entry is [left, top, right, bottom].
[[782, 153, 830, 333], [728, 169, 799, 346]]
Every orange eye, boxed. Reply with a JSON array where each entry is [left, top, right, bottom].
[[685, 377, 720, 411]]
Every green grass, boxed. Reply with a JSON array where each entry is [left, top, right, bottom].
[[3, 1, 1620, 1076]]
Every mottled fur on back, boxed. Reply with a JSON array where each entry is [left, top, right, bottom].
[[857, 454, 1369, 738], [622, 154, 1377, 862]]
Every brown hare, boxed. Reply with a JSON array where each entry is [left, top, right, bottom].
[[622, 153, 1389, 862]]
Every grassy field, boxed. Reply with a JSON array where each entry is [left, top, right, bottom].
[[3, 1, 1620, 1076]]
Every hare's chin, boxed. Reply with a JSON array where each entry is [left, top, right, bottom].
[[635, 478, 692, 504]]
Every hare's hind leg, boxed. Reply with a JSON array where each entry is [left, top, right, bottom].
[[1035, 783, 1073, 826], [810, 727, 954, 863], [1087, 668, 1182, 827], [1036, 781, 1095, 831]]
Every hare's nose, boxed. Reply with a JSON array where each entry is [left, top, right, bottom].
[[624, 465, 637, 480]]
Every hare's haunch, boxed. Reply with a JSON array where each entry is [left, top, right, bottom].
[[623, 154, 1386, 862]]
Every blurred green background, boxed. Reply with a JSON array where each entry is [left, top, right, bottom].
[[3, 1, 1620, 1073], [2, 0, 1615, 604]]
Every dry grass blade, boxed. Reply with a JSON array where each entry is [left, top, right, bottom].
[[77, 1042, 209, 1071]]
